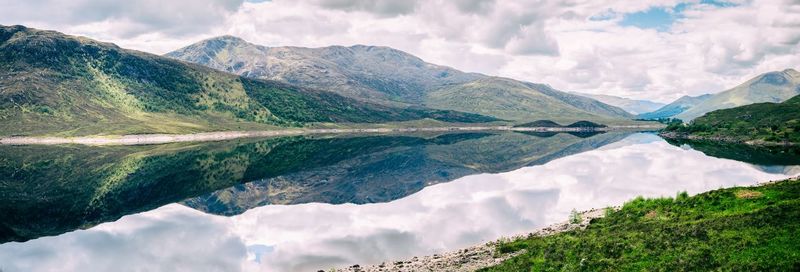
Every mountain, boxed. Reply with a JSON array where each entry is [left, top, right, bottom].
[[664, 94, 800, 144], [637, 94, 712, 120], [165, 36, 482, 105], [0, 25, 494, 136], [570, 92, 665, 114], [674, 69, 800, 121], [167, 36, 635, 122]]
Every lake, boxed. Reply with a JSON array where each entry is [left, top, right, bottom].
[[0, 132, 798, 271]]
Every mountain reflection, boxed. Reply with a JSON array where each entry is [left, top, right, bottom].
[[183, 131, 630, 215], [0, 131, 628, 243]]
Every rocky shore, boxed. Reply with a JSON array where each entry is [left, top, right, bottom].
[[332, 208, 610, 272], [0, 125, 660, 146]]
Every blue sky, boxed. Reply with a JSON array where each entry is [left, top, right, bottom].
[[619, 0, 738, 31]]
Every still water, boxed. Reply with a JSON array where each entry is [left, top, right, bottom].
[[0, 132, 797, 271]]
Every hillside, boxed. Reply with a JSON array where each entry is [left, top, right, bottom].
[[425, 77, 633, 122], [675, 69, 800, 121], [0, 25, 494, 136], [571, 92, 665, 114], [663, 95, 800, 144], [638, 94, 712, 120], [167, 36, 635, 123]]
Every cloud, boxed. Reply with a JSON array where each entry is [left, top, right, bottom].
[[0, 0, 244, 38], [0, 0, 799, 102], [0, 205, 247, 272], [453, 0, 496, 14], [314, 0, 419, 16], [505, 23, 560, 56]]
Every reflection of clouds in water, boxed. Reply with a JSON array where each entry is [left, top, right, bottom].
[[0, 134, 794, 272], [0, 205, 247, 272]]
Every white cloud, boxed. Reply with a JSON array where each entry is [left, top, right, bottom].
[[0, 0, 798, 102]]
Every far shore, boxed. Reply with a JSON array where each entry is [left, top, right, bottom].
[[658, 131, 798, 147], [0, 125, 662, 146]]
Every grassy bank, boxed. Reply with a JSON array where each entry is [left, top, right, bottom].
[[482, 178, 800, 271], [661, 95, 800, 145]]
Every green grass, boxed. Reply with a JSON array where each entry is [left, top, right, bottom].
[[483, 178, 800, 271], [664, 95, 800, 144]]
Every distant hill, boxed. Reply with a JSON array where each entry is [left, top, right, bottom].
[[0, 25, 494, 136], [571, 92, 665, 114], [637, 94, 712, 120], [513, 120, 563, 128], [425, 77, 633, 122], [514, 120, 606, 128], [167, 36, 635, 123], [664, 94, 800, 144], [674, 69, 800, 121], [565, 121, 607, 128]]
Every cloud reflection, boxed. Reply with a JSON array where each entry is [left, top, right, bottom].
[[0, 134, 793, 272]]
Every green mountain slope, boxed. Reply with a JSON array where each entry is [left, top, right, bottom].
[[638, 94, 712, 120], [0, 25, 494, 136], [675, 69, 800, 121], [664, 95, 800, 143], [167, 36, 635, 123], [570, 92, 665, 114], [425, 77, 633, 122]]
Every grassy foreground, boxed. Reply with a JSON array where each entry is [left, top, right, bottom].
[[483, 178, 800, 271]]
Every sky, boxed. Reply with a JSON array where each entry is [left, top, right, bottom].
[[1, 0, 798, 102]]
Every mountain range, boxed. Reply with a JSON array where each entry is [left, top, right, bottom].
[[3, 24, 797, 137], [0, 25, 494, 136], [167, 36, 634, 124]]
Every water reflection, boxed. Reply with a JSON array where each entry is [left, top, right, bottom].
[[185, 131, 629, 215], [0, 133, 794, 272], [0, 131, 627, 242]]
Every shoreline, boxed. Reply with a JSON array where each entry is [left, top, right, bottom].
[[658, 131, 797, 147], [334, 208, 610, 272], [0, 125, 661, 146]]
